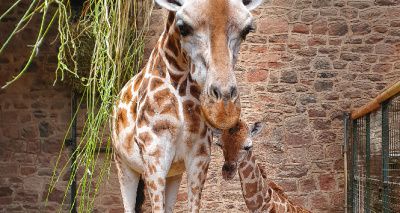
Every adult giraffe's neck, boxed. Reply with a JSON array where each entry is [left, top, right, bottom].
[[153, 11, 191, 87], [238, 152, 270, 211]]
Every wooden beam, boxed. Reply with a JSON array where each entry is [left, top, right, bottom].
[[351, 81, 400, 120]]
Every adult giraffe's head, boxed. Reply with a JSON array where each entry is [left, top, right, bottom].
[[155, 0, 263, 129], [214, 120, 263, 180]]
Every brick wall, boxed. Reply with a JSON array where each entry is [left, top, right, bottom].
[[1, 0, 400, 212]]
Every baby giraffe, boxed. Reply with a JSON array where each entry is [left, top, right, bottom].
[[215, 120, 312, 213]]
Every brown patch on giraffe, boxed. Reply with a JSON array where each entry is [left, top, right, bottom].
[[150, 149, 161, 158], [165, 53, 183, 71], [178, 79, 187, 96], [122, 86, 133, 103], [147, 180, 157, 190], [191, 186, 200, 195], [150, 66, 166, 79], [268, 181, 288, 199], [152, 120, 178, 136], [258, 164, 267, 179], [133, 72, 144, 92], [169, 72, 183, 85], [197, 172, 204, 182], [117, 108, 128, 134], [158, 177, 165, 186], [165, 52, 185, 72], [149, 77, 164, 91], [160, 95, 179, 119], [255, 195, 263, 207], [153, 88, 172, 107], [200, 126, 207, 138], [244, 181, 258, 198], [265, 188, 273, 203], [166, 34, 179, 56], [123, 131, 134, 154], [197, 144, 208, 157], [183, 100, 201, 133], [148, 164, 157, 175], [138, 77, 150, 103], [202, 163, 209, 172], [130, 97, 138, 121], [245, 197, 260, 211], [137, 110, 150, 128], [261, 203, 271, 211], [176, 54, 188, 71], [142, 97, 156, 117], [138, 132, 152, 147], [154, 195, 160, 202], [241, 164, 253, 179], [165, 11, 175, 31], [190, 84, 201, 99]]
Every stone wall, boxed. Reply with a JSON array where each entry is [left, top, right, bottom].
[[1, 0, 400, 212]]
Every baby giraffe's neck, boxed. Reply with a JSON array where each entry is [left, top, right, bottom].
[[237, 152, 268, 212], [238, 152, 311, 212]]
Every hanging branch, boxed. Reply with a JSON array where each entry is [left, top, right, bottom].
[[1, 0, 154, 211]]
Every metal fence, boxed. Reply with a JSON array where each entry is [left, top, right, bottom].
[[345, 88, 400, 213]]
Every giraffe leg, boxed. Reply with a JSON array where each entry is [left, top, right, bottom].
[[165, 174, 182, 213], [185, 138, 211, 213], [115, 155, 141, 213], [141, 144, 175, 213], [186, 156, 210, 213]]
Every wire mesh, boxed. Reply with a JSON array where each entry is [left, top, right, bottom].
[[347, 94, 400, 213], [386, 95, 400, 212]]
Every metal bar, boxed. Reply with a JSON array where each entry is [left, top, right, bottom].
[[352, 119, 358, 213], [343, 113, 350, 213], [70, 91, 78, 213], [382, 100, 389, 213], [365, 114, 371, 213]]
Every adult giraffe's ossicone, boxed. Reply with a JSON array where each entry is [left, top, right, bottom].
[[111, 0, 263, 212]]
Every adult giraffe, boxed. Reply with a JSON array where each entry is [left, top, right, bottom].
[[111, 0, 263, 212]]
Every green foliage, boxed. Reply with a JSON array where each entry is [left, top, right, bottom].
[[1, 0, 153, 211]]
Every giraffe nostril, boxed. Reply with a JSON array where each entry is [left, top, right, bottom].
[[209, 85, 222, 100], [230, 86, 238, 100], [222, 164, 229, 171]]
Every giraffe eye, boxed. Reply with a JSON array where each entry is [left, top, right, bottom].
[[240, 25, 255, 40], [244, 145, 253, 151], [176, 20, 193, 37]]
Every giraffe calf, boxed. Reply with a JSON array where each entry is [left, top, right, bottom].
[[214, 120, 312, 213]]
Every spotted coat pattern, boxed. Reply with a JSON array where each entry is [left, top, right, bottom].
[[111, 12, 212, 213]]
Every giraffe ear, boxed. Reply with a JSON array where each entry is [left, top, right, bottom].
[[155, 0, 184, 11], [250, 122, 263, 137], [242, 0, 263, 11]]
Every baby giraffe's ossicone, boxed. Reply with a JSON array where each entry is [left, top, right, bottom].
[[215, 120, 312, 213]]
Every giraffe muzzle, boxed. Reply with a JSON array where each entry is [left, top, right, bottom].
[[200, 92, 241, 130], [222, 162, 237, 180]]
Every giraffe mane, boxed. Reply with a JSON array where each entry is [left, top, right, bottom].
[[267, 181, 288, 199], [257, 163, 267, 179]]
